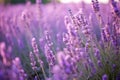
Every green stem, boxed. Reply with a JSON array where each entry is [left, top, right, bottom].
[[34, 70, 41, 80], [41, 65, 47, 80]]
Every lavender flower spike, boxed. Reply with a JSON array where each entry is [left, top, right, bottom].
[[111, 0, 120, 17], [91, 0, 100, 12]]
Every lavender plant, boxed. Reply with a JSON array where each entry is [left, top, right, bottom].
[[28, 1, 120, 80], [0, 0, 120, 80], [0, 42, 26, 80]]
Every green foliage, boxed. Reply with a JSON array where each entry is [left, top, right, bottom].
[[3, 0, 51, 4], [10, 0, 25, 4], [42, 0, 51, 4]]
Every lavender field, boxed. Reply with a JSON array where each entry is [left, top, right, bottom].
[[0, 0, 120, 80]]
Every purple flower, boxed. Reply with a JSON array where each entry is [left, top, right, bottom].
[[101, 28, 108, 42], [44, 30, 53, 48], [44, 44, 56, 68], [111, 0, 120, 17], [52, 65, 66, 80], [87, 59, 96, 74], [97, 60, 102, 67], [32, 38, 43, 66], [94, 48, 100, 60], [29, 52, 37, 70], [91, 0, 100, 12], [102, 74, 108, 80], [112, 64, 116, 72]]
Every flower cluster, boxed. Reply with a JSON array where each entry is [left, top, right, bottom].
[[91, 0, 100, 12], [0, 42, 26, 80], [28, 2, 120, 80]]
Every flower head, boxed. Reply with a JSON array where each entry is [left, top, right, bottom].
[[102, 74, 108, 80]]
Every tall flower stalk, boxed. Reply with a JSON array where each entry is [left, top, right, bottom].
[[31, 37, 47, 79], [29, 51, 40, 80]]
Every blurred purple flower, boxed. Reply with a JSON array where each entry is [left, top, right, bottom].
[[32, 38, 43, 66], [44, 44, 56, 68], [29, 51, 37, 70], [101, 28, 108, 42], [102, 74, 108, 80]]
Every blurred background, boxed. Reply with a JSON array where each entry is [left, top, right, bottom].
[[0, 0, 51, 4], [0, 0, 116, 4]]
